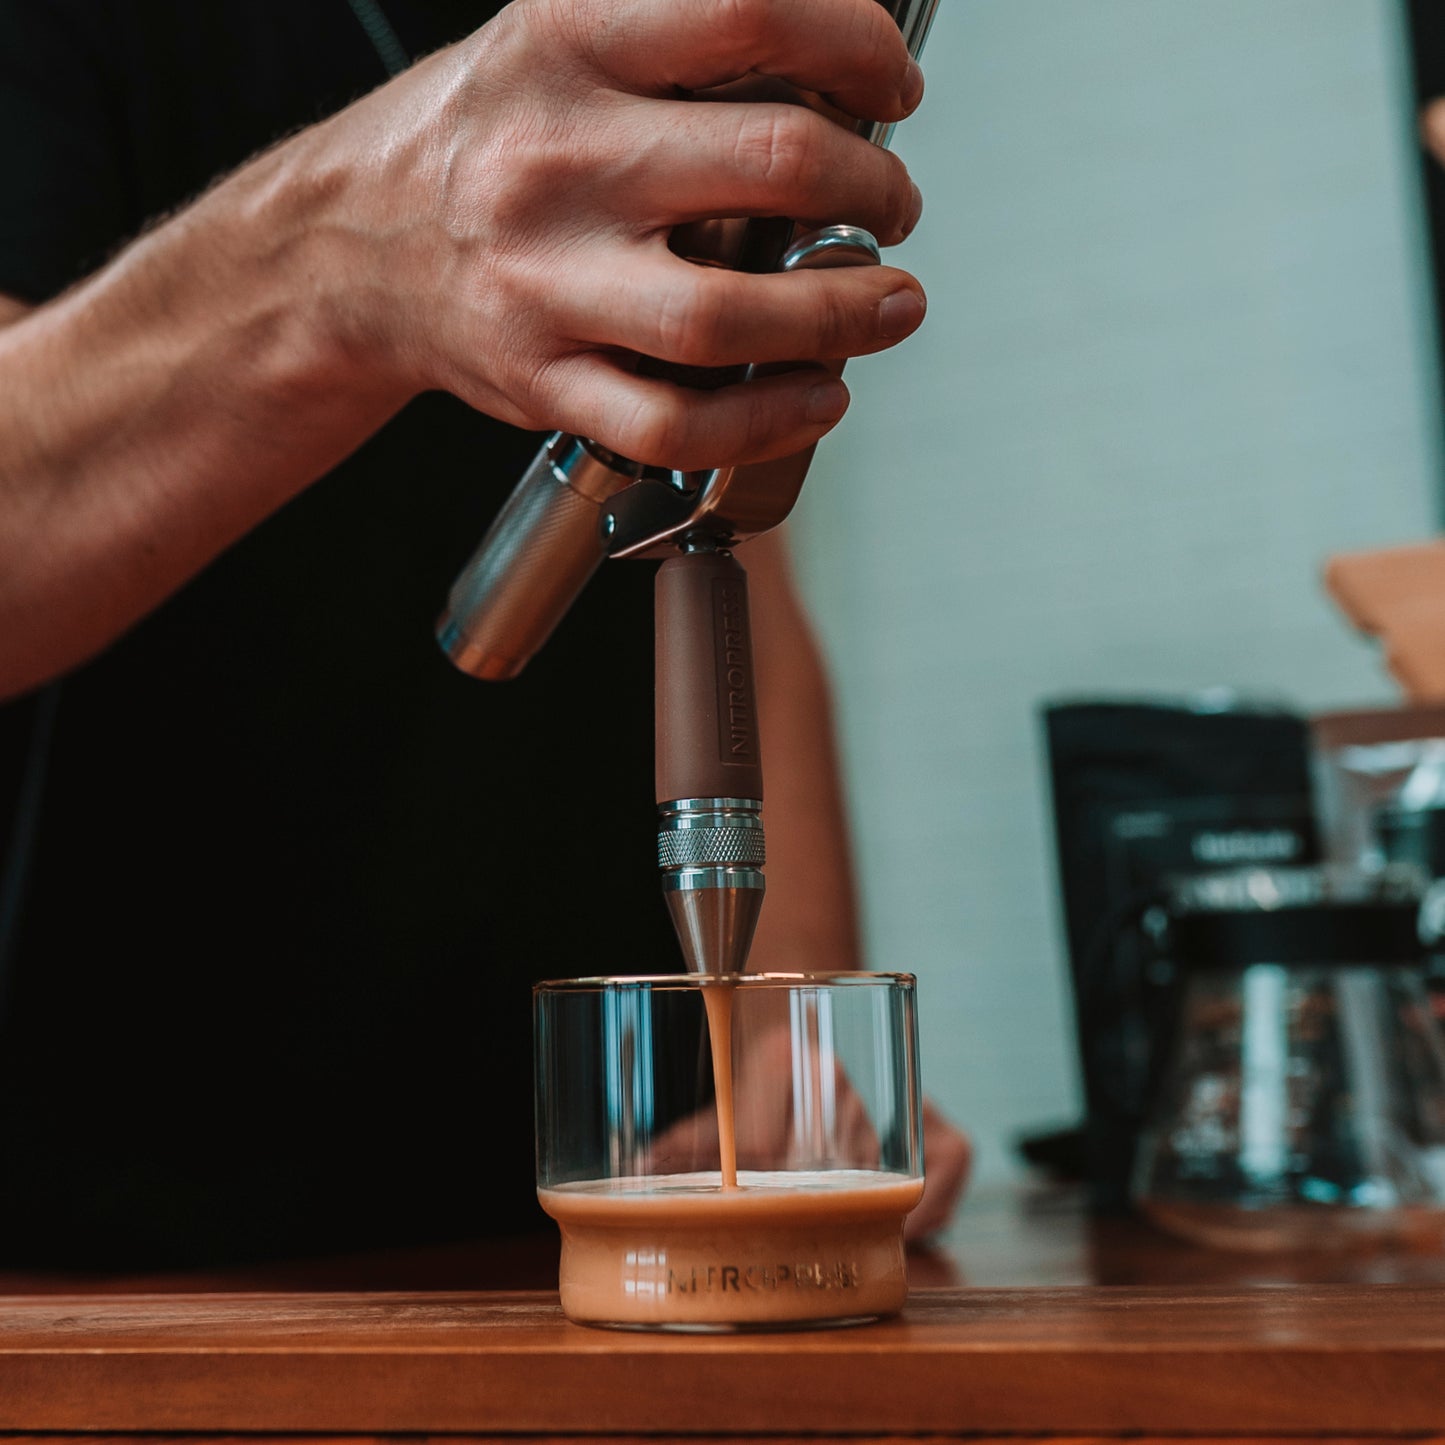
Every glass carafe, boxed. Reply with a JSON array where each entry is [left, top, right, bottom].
[[1133, 867, 1445, 1249]]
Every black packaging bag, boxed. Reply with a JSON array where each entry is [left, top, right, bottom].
[[1042, 698, 1319, 1209]]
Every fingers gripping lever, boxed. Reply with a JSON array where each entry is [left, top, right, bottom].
[[436, 222, 882, 681], [437, 0, 939, 679]]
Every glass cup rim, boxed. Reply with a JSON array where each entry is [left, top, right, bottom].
[[534, 969, 915, 994]]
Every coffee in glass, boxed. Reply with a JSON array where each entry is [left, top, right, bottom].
[[534, 972, 924, 1329]]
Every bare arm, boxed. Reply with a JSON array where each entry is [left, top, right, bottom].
[[0, 0, 926, 699], [738, 527, 864, 974], [740, 527, 970, 1236]]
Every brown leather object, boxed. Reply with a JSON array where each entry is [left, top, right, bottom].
[[1325, 540, 1445, 700], [655, 550, 764, 804]]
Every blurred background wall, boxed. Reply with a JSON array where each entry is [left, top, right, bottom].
[[789, 0, 1445, 1183]]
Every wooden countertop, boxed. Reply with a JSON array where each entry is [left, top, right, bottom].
[[2, 1284, 1445, 1436], [5, 1187, 1445, 1439]]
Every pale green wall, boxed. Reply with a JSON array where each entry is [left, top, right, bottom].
[[791, 0, 1444, 1183]]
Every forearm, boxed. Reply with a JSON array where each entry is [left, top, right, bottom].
[[0, 0, 924, 699], [0, 134, 406, 698], [740, 528, 864, 974]]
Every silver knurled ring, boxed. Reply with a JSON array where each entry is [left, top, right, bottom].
[[658, 827, 767, 869]]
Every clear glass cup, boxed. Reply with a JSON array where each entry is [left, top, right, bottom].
[[534, 972, 924, 1330], [1133, 868, 1445, 1249]]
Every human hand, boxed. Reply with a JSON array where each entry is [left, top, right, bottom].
[[648, 1020, 970, 1241], [911, 1098, 972, 1241], [285, 0, 926, 470], [1423, 98, 1445, 166]]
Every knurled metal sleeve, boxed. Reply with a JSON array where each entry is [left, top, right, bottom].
[[440, 440, 623, 680], [658, 825, 767, 869]]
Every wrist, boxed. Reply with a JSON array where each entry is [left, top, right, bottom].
[[189, 117, 419, 424]]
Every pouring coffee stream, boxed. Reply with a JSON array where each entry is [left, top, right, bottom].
[[704, 986, 740, 1189]]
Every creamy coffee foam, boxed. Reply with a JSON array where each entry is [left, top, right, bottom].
[[540, 1170, 923, 1328]]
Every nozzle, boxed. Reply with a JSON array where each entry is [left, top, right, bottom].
[[658, 797, 766, 976], [655, 548, 766, 975]]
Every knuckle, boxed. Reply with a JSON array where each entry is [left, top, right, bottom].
[[619, 392, 687, 468], [707, 0, 768, 58], [810, 280, 863, 357], [518, 351, 566, 424], [546, 0, 608, 65], [740, 394, 780, 458], [735, 106, 823, 199], [834, 148, 912, 241], [653, 277, 729, 363], [884, 152, 916, 235], [482, 125, 566, 234]]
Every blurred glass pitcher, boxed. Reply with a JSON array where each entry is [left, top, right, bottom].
[[1133, 866, 1445, 1250]]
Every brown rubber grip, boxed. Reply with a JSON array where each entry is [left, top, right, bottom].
[[655, 551, 764, 804]]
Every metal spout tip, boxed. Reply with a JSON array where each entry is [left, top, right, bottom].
[[665, 877, 765, 976]]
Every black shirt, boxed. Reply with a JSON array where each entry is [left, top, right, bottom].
[[0, 0, 674, 1268]]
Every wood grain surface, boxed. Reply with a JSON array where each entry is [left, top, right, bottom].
[[1, 1285, 1444, 1436], [5, 1439, 1444, 1445], [2, 1439, 1442, 1445]]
